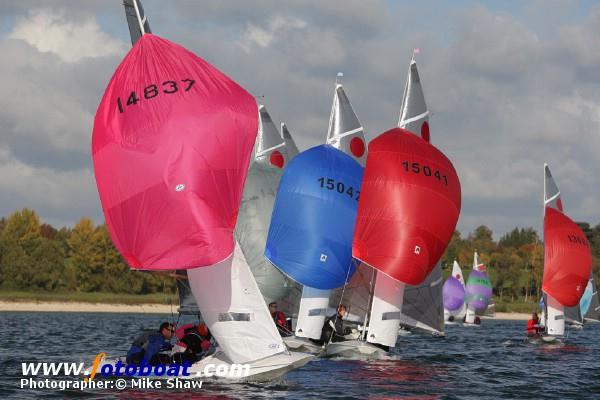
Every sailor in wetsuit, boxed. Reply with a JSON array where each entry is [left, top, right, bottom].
[[526, 312, 543, 336], [126, 322, 174, 366], [269, 302, 292, 336], [313, 304, 349, 345]]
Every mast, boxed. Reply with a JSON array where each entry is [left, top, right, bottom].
[[123, 0, 152, 45]]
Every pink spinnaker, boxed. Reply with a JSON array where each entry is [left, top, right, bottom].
[[92, 34, 258, 270]]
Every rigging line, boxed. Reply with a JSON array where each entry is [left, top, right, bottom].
[[362, 266, 377, 341], [326, 262, 355, 347]]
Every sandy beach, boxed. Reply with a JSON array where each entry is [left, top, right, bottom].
[[0, 300, 531, 320], [491, 312, 529, 320], [0, 301, 175, 314]]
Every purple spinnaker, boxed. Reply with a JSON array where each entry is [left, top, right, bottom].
[[443, 276, 465, 311]]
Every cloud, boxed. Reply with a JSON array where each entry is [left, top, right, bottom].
[[0, 144, 99, 228], [239, 15, 307, 52], [0, 1, 598, 239], [9, 9, 127, 63]]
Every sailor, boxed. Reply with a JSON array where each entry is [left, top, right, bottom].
[[269, 302, 291, 336], [319, 304, 349, 344], [126, 322, 174, 366], [173, 322, 213, 364], [526, 312, 543, 335]]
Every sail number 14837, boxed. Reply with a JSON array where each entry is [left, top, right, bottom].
[[116, 78, 196, 113], [401, 161, 448, 186]]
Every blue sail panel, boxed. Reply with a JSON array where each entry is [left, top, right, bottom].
[[265, 144, 363, 290]]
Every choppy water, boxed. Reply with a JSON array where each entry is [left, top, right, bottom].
[[1, 312, 599, 399]]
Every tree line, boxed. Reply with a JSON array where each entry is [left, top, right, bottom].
[[0, 209, 174, 294], [0, 208, 598, 301]]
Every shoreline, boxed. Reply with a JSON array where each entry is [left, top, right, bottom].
[[0, 300, 531, 319], [0, 301, 176, 314], [492, 312, 529, 320]]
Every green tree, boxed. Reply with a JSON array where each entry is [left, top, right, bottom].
[[67, 218, 101, 292]]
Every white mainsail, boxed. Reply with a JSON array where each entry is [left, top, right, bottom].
[[398, 50, 430, 142], [543, 163, 565, 336], [188, 242, 286, 364], [327, 73, 367, 166], [236, 105, 297, 306], [280, 122, 300, 159]]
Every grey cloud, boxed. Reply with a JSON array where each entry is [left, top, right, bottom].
[[0, 1, 598, 238]]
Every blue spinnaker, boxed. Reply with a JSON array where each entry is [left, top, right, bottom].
[[265, 144, 363, 290]]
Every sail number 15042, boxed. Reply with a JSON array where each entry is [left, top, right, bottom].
[[317, 177, 360, 201], [401, 161, 448, 186]]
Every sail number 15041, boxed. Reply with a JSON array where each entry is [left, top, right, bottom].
[[401, 161, 448, 186]]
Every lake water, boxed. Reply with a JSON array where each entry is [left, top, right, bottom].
[[1, 312, 599, 399]]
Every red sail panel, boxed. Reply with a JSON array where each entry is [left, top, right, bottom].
[[92, 34, 258, 270], [352, 128, 461, 285], [543, 207, 592, 307]]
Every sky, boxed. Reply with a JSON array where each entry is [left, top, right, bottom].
[[0, 0, 598, 239]]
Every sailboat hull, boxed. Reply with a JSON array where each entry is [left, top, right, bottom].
[[325, 340, 389, 359], [86, 350, 314, 382], [283, 336, 324, 355], [192, 350, 314, 382]]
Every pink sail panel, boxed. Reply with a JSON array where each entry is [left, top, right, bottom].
[[543, 207, 592, 307], [352, 128, 461, 285], [92, 34, 258, 270]]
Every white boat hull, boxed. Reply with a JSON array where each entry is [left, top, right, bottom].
[[325, 340, 389, 359], [283, 336, 324, 355], [85, 350, 313, 382], [524, 332, 564, 345]]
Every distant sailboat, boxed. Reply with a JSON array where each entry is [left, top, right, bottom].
[[349, 52, 461, 355], [93, 1, 312, 380], [541, 164, 592, 341], [443, 262, 466, 324], [464, 252, 493, 326], [580, 275, 600, 322]]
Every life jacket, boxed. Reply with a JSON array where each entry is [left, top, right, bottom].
[[175, 324, 194, 341], [271, 311, 286, 327], [527, 319, 539, 334]]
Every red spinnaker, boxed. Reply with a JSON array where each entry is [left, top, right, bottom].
[[352, 128, 461, 285], [92, 34, 258, 270], [543, 207, 592, 307]]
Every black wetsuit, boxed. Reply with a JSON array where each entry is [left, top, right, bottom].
[[313, 313, 346, 345], [173, 328, 212, 364]]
